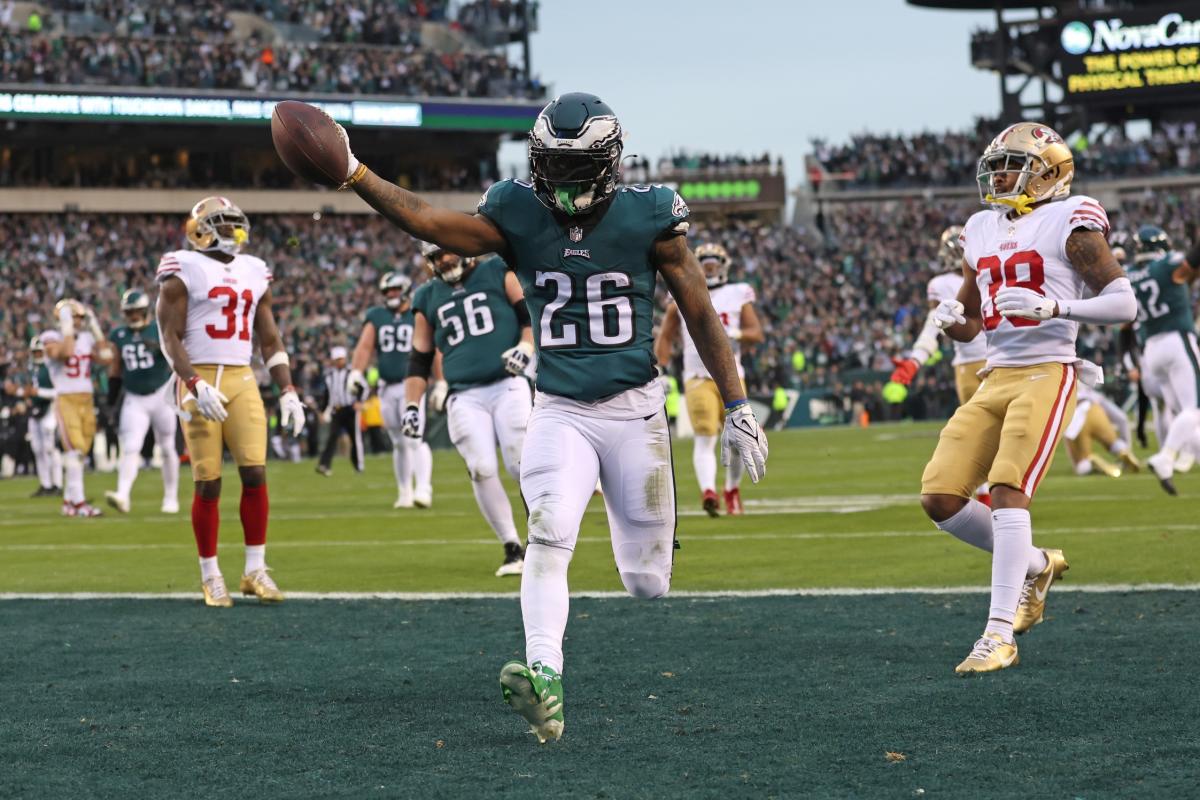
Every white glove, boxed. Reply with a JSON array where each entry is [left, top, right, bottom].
[[501, 341, 534, 376], [996, 286, 1057, 321], [189, 379, 229, 422], [58, 305, 76, 336], [429, 379, 449, 413], [279, 389, 306, 436], [84, 308, 104, 340], [930, 299, 966, 330], [401, 403, 422, 439], [721, 402, 768, 483], [320, 409, 332, 425], [333, 122, 360, 182], [345, 368, 369, 400], [727, 324, 743, 342]]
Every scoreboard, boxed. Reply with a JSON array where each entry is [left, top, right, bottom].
[[1059, 4, 1200, 105]]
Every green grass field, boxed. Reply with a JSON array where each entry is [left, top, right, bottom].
[[2, 422, 1198, 797]]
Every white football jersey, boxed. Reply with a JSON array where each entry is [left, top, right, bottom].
[[681, 282, 755, 380], [960, 195, 1108, 369], [40, 329, 97, 394], [155, 249, 272, 366], [926, 272, 988, 365]]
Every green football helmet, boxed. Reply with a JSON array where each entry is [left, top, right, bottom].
[[121, 288, 152, 329], [1134, 224, 1170, 262], [379, 271, 413, 309], [30, 334, 45, 365], [420, 241, 472, 285], [528, 92, 624, 217]]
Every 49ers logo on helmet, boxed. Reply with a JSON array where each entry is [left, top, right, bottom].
[[1031, 126, 1063, 144]]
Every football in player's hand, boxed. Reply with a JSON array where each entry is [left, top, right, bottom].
[[271, 101, 348, 187]]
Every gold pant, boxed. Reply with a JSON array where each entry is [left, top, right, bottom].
[[180, 365, 267, 481], [954, 360, 986, 405], [922, 363, 1078, 499], [1065, 403, 1118, 464], [55, 392, 96, 453]]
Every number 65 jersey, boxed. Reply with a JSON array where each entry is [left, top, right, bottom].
[[155, 249, 272, 366], [960, 195, 1109, 369]]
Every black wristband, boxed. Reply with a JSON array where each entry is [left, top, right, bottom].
[[407, 348, 434, 380], [511, 299, 531, 327], [1187, 241, 1200, 269]]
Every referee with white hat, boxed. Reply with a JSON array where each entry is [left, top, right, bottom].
[[316, 345, 363, 475]]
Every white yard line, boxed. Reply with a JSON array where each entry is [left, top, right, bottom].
[[0, 584, 1197, 601]]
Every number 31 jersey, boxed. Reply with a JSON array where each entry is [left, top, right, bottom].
[[681, 282, 754, 380], [155, 249, 272, 366], [960, 195, 1108, 369]]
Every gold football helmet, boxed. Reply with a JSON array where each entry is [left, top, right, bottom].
[[938, 225, 965, 271], [976, 122, 1074, 214], [55, 298, 87, 322], [185, 196, 250, 255], [695, 243, 731, 288]]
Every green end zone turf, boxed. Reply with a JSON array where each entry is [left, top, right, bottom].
[[1, 593, 1198, 798]]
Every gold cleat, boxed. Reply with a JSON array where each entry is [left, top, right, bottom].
[[202, 575, 233, 608], [239, 568, 284, 603], [1013, 548, 1068, 635], [1117, 449, 1142, 473], [1089, 456, 1122, 479], [955, 633, 1019, 675]]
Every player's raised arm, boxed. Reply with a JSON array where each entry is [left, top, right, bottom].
[[655, 234, 767, 481], [653, 302, 681, 369]]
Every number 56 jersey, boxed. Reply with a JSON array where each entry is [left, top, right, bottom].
[[155, 249, 272, 366], [960, 195, 1108, 369]]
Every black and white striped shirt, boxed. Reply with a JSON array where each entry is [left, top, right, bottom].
[[323, 366, 353, 409]]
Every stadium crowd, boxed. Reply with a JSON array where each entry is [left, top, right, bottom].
[[810, 120, 1200, 188]]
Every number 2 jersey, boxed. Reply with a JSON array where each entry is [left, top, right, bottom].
[[681, 282, 754, 381], [155, 249, 272, 366], [959, 195, 1109, 369], [1126, 251, 1193, 343], [38, 329, 96, 394]]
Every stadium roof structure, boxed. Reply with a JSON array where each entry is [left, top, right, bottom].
[[906, 1, 1044, 8]]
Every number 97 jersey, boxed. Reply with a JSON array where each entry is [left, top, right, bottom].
[[960, 195, 1108, 369], [155, 249, 272, 366]]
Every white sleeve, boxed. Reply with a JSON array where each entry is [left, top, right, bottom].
[[156, 251, 188, 288], [741, 284, 756, 305], [1058, 277, 1136, 325], [1059, 196, 1110, 262]]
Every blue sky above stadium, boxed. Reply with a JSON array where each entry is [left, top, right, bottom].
[[501, 2, 997, 180]]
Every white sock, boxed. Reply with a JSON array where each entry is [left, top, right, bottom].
[[986, 508, 1034, 642], [200, 556, 221, 582], [393, 443, 412, 495], [974, 483, 989, 498], [51, 448, 63, 487], [1074, 459, 1093, 476], [473, 474, 520, 545], [244, 544, 266, 575], [1164, 408, 1200, 456], [520, 542, 573, 674], [724, 453, 745, 491], [288, 441, 301, 462], [160, 443, 179, 505], [64, 451, 85, 504], [116, 450, 139, 499], [415, 442, 433, 495], [934, 499, 993, 552], [693, 435, 718, 492], [1109, 439, 1128, 456]]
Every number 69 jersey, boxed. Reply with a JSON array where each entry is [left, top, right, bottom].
[[960, 195, 1109, 369], [155, 249, 272, 366]]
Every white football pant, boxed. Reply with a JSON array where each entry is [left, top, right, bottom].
[[380, 383, 433, 499], [116, 383, 179, 505], [28, 413, 60, 490]]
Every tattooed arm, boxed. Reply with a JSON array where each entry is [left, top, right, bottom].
[[654, 236, 745, 405], [351, 170, 507, 257], [1056, 229, 1136, 324]]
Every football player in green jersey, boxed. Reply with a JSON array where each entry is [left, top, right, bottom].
[[348, 271, 434, 508], [6, 336, 62, 496], [328, 92, 768, 744], [1127, 225, 1200, 494], [403, 242, 534, 577], [104, 288, 180, 514]]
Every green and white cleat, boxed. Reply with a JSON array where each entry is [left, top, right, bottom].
[[500, 660, 564, 743]]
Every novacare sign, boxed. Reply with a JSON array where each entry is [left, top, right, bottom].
[[1061, 12, 1200, 55]]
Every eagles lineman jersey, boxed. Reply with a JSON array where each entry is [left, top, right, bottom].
[[1126, 252, 1195, 344], [363, 306, 415, 384], [411, 255, 523, 392], [478, 179, 688, 402], [110, 322, 172, 395]]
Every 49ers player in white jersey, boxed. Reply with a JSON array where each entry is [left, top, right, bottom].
[[156, 197, 306, 608], [919, 123, 1136, 674], [655, 243, 763, 516]]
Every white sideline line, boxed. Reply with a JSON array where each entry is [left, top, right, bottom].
[[1, 523, 1196, 552], [1, 584, 1198, 601]]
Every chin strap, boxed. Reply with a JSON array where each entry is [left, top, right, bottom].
[[985, 193, 1036, 215]]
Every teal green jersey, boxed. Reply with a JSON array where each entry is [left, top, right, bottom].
[[411, 256, 524, 392], [364, 306, 415, 383], [109, 323, 172, 395], [477, 179, 689, 402], [23, 365, 53, 417], [1127, 253, 1195, 342]]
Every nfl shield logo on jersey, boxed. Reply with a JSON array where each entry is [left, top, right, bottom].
[[569, 226, 583, 242]]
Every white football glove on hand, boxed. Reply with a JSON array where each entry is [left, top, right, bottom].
[[401, 403, 422, 439], [57, 305, 76, 336], [429, 379, 449, 413], [996, 286, 1057, 321], [333, 123, 360, 184], [930, 299, 966, 330], [501, 341, 534, 376], [721, 402, 768, 483], [189, 379, 229, 422], [345, 368, 369, 400], [279, 388, 306, 436], [84, 308, 104, 341]]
